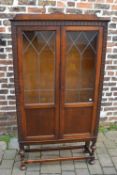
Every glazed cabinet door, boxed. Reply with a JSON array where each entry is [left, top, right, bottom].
[[17, 26, 60, 141], [60, 26, 103, 139]]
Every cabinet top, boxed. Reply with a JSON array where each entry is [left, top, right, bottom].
[[11, 14, 110, 22]]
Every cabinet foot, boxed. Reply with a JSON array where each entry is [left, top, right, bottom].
[[20, 163, 26, 171], [88, 140, 96, 165], [88, 158, 95, 165], [19, 148, 26, 170]]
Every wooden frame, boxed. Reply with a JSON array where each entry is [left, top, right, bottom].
[[60, 26, 103, 138], [17, 26, 60, 141], [11, 14, 109, 170]]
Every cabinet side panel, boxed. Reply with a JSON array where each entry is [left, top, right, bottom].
[[11, 23, 25, 140]]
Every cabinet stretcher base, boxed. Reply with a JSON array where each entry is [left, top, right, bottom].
[[19, 141, 96, 170]]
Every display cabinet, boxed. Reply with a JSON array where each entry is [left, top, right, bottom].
[[11, 14, 109, 169]]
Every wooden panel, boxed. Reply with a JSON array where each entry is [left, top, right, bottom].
[[25, 108, 55, 137], [63, 107, 92, 135], [12, 14, 110, 22]]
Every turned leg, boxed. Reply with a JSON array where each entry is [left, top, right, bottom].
[[88, 140, 96, 165], [19, 144, 26, 170], [84, 141, 90, 153]]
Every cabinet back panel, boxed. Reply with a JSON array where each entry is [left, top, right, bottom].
[[63, 107, 92, 134], [25, 108, 55, 137]]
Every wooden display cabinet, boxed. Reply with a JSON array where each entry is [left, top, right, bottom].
[[11, 14, 109, 169]]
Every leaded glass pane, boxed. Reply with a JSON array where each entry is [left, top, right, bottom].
[[22, 31, 56, 104], [65, 31, 98, 103]]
